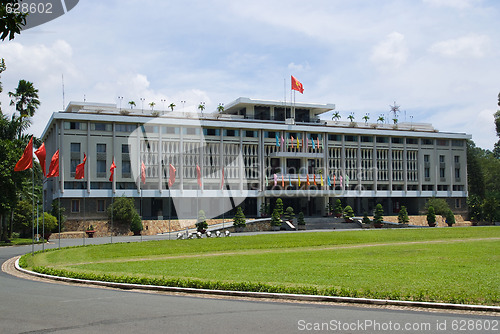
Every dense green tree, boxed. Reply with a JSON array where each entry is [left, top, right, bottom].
[[233, 207, 246, 228], [482, 196, 499, 224], [333, 199, 343, 217], [373, 203, 384, 227], [427, 206, 436, 227], [343, 205, 354, 220], [271, 208, 281, 227], [107, 196, 139, 227], [297, 212, 306, 226], [275, 198, 283, 216], [424, 198, 450, 216], [284, 206, 295, 222], [467, 140, 486, 199], [445, 209, 456, 227], [13, 199, 32, 237], [9, 79, 40, 119], [398, 206, 409, 225], [0, 0, 27, 41]]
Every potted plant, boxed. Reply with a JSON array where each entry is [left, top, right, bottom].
[[325, 203, 334, 216], [334, 199, 343, 218], [85, 224, 96, 238], [271, 208, 282, 231], [445, 209, 455, 227], [130, 214, 143, 236], [195, 210, 208, 233], [343, 205, 354, 222], [284, 206, 295, 223], [275, 198, 284, 217], [398, 206, 409, 226], [297, 212, 306, 230], [427, 206, 436, 227], [233, 207, 246, 232], [373, 203, 384, 228], [362, 212, 371, 225]]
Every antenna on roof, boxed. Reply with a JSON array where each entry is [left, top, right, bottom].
[[61, 74, 65, 110]]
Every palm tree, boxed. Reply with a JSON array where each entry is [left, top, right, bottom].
[[217, 104, 224, 113], [8, 80, 40, 119], [149, 102, 156, 111], [377, 115, 385, 124], [168, 103, 176, 111], [347, 114, 355, 122], [362, 114, 369, 123], [331, 111, 341, 122], [128, 101, 136, 109], [198, 103, 206, 114]]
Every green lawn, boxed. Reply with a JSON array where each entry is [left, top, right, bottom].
[[21, 227, 500, 305], [0, 238, 45, 247]]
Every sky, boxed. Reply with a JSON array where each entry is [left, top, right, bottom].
[[0, 0, 499, 149]]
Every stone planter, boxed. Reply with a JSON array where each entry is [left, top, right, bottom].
[[235, 226, 245, 233], [85, 230, 96, 238], [297, 225, 306, 230], [271, 225, 281, 231]]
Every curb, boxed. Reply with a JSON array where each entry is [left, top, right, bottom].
[[14, 258, 500, 313]]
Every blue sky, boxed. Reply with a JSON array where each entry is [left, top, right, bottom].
[[1, 0, 499, 149]]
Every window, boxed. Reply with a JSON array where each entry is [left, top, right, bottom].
[[71, 200, 80, 213], [96, 160, 107, 174], [203, 128, 220, 136], [64, 122, 87, 130], [440, 167, 446, 178], [97, 144, 106, 153], [391, 137, 403, 144], [424, 155, 430, 163], [439, 155, 445, 163], [265, 131, 276, 138], [344, 135, 358, 142], [244, 130, 257, 137], [97, 199, 105, 212], [422, 139, 434, 145], [360, 136, 373, 143], [71, 143, 81, 153], [406, 138, 418, 145], [93, 123, 110, 131], [163, 126, 179, 134], [437, 139, 448, 146], [224, 129, 239, 137], [376, 137, 389, 143], [183, 127, 199, 135], [328, 134, 341, 141], [455, 198, 462, 208], [454, 156, 460, 164], [116, 124, 136, 132], [455, 168, 460, 179], [424, 168, 430, 178], [122, 161, 131, 177], [122, 144, 130, 154], [452, 140, 464, 147]]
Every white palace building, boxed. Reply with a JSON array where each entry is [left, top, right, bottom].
[[41, 97, 470, 222]]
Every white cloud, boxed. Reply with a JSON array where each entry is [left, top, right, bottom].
[[429, 34, 491, 58], [370, 32, 409, 70], [422, 0, 479, 10]]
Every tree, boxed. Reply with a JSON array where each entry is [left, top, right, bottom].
[[130, 214, 143, 235], [233, 207, 246, 228], [467, 140, 485, 199], [333, 199, 343, 217], [128, 101, 136, 109], [427, 206, 436, 227], [198, 103, 205, 114], [13, 199, 32, 237], [347, 114, 355, 122], [343, 205, 354, 221], [0, 1, 27, 41], [195, 209, 208, 232], [51, 200, 66, 227], [331, 111, 341, 122], [398, 206, 409, 225], [149, 102, 155, 111], [482, 196, 499, 224], [373, 203, 384, 227], [445, 209, 455, 227], [168, 103, 176, 111], [275, 198, 283, 217], [284, 206, 295, 223], [297, 212, 306, 225], [271, 208, 281, 227], [362, 114, 369, 123], [377, 115, 385, 124], [107, 196, 139, 227], [38, 212, 58, 234], [467, 195, 482, 223], [362, 212, 371, 224], [424, 198, 450, 216], [9, 80, 40, 119]]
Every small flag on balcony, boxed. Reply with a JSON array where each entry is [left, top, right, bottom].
[[298, 174, 301, 187], [274, 173, 277, 186], [265, 174, 268, 186], [339, 175, 343, 188], [333, 174, 336, 187], [221, 167, 225, 190], [291, 136, 294, 148], [47, 150, 59, 178], [141, 161, 146, 185], [281, 174, 284, 187], [345, 174, 350, 187], [312, 137, 316, 149], [321, 174, 324, 186], [297, 137, 300, 148], [307, 174, 310, 186], [289, 175, 292, 187], [313, 174, 317, 186], [14, 136, 33, 172], [327, 175, 331, 187], [317, 137, 321, 149], [281, 135, 284, 147], [276, 133, 280, 147], [34, 142, 46, 176]]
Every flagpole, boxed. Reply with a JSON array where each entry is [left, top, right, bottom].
[[31, 167, 35, 255], [42, 179, 45, 252]]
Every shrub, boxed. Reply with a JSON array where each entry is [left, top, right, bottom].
[[275, 198, 284, 216], [36, 212, 58, 233], [425, 198, 450, 216], [107, 196, 139, 226], [297, 212, 306, 225], [271, 208, 281, 226], [13, 200, 33, 237], [362, 212, 371, 224], [427, 206, 436, 226], [373, 203, 384, 227], [130, 215, 143, 234], [195, 210, 208, 232], [334, 199, 343, 217], [284, 207, 295, 222], [445, 209, 455, 227], [259, 203, 270, 217], [343, 205, 354, 220], [233, 207, 246, 228], [398, 206, 409, 225]]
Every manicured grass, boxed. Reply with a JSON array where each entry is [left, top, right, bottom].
[[0, 238, 45, 247], [21, 227, 500, 305]]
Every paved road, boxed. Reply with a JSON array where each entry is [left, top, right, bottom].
[[0, 235, 498, 334]]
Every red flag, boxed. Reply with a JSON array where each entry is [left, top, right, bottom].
[[14, 136, 33, 172], [34, 142, 46, 176], [220, 167, 224, 190], [291, 75, 304, 94], [109, 160, 116, 182], [168, 164, 176, 187], [196, 165, 202, 188], [306, 174, 310, 186], [313, 174, 317, 186], [75, 154, 87, 179], [47, 150, 59, 178], [141, 161, 146, 185], [281, 174, 284, 187]]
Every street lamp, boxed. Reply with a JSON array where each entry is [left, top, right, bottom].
[[140, 98, 145, 113], [118, 96, 123, 111]]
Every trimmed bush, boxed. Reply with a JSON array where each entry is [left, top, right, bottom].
[[195, 210, 208, 232], [297, 212, 306, 225], [334, 199, 343, 217], [343, 205, 354, 220], [398, 206, 409, 225], [427, 206, 436, 226], [373, 203, 384, 227], [233, 207, 246, 228], [445, 209, 455, 227], [284, 207, 295, 222], [130, 215, 143, 234], [271, 208, 282, 227], [275, 198, 284, 217]]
